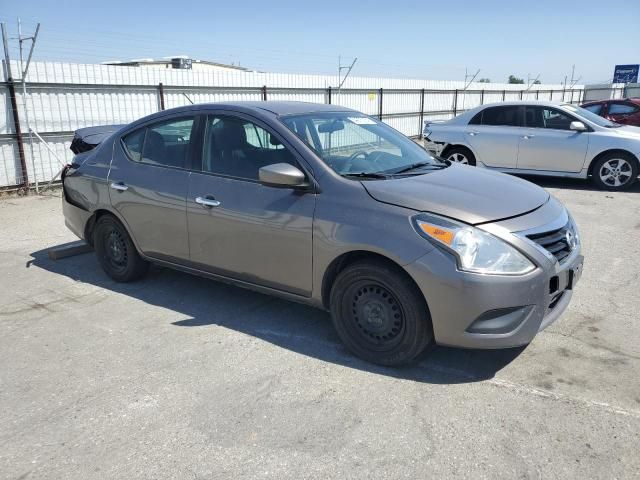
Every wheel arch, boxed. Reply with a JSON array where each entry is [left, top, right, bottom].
[[320, 250, 427, 311], [84, 208, 140, 253], [587, 148, 640, 177]]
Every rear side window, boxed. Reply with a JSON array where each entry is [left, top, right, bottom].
[[480, 106, 521, 126], [121, 117, 195, 169], [608, 103, 638, 115], [468, 111, 483, 125], [122, 129, 145, 162], [583, 104, 603, 115]]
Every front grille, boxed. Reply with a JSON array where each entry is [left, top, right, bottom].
[[527, 222, 574, 263]]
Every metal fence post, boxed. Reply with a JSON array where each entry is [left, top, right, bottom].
[[480, 89, 485, 105], [418, 88, 425, 136], [378, 88, 383, 120], [261, 85, 267, 101], [158, 82, 165, 110], [519, 90, 524, 100], [453, 89, 458, 116], [6, 79, 29, 191], [502, 90, 506, 101], [327, 86, 332, 104], [550, 89, 554, 101]]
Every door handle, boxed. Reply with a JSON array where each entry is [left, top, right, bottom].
[[195, 196, 221, 208], [110, 182, 128, 192], [522, 134, 535, 139], [468, 131, 480, 136]]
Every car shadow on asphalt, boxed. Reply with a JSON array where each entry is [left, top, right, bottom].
[[518, 175, 640, 192], [29, 244, 526, 385]]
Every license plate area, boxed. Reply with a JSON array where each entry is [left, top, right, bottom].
[[548, 257, 583, 295]]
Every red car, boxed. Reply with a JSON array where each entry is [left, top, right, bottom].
[[580, 98, 640, 127]]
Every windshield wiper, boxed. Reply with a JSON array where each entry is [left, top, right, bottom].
[[388, 162, 447, 175], [342, 172, 390, 180], [604, 124, 623, 128]]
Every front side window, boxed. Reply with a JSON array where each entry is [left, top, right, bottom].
[[202, 115, 297, 180], [281, 112, 443, 177], [608, 103, 638, 115], [122, 117, 195, 168], [480, 106, 521, 127], [525, 107, 574, 130]]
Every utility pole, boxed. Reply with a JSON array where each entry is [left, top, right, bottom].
[[337, 55, 357, 96], [18, 18, 41, 193], [461, 68, 480, 111], [525, 73, 541, 91]]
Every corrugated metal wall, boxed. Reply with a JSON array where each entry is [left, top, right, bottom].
[[1, 60, 584, 190]]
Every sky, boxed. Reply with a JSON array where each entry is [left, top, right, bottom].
[[1, 0, 639, 84]]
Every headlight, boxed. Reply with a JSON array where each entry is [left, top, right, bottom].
[[412, 214, 536, 275]]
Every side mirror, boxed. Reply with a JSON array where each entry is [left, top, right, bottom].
[[570, 121, 587, 132], [259, 163, 307, 188]]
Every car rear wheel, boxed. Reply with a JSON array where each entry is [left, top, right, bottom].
[[592, 152, 638, 191], [445, 146, 476, 166], [94, 215, 149, 282], [330, 260, 433, 366]]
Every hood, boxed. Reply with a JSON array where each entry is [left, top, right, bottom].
[[362, 164, 549, 225], [608, 125, 640, 140]]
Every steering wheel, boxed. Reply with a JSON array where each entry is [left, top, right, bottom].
[[344, 150, 369, 172]]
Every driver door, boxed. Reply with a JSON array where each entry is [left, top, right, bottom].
[[186, 112, 316, 296]]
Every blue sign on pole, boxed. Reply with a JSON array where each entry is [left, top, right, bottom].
[[613, 64, 639, 84]]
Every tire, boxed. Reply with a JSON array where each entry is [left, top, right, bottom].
[[93, 215, 149, 282], [329, 260, 433, 366], [592, 152, 638, 191], [444, 146, 476, 166]]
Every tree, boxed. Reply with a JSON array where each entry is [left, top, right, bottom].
[[533, 79, 541, 84], [478, 78, 491, 83], [508, 75, 525, 84]]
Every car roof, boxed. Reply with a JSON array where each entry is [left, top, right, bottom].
[[477, 100, 572, 108], [582, 97, 640, 106], [156, 101, 356, 117]]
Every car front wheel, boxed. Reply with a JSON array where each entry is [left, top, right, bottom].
[[330, 260, 433, 366], [592, 152, 638, 191], [94, 215, 149, 282]]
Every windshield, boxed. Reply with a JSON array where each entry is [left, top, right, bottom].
[[281, 112, 443, 178], [559, 104, 620, 128]]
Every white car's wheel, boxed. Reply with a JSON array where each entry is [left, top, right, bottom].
[[445, 147, 476, 166], [592, 152, 638, 191]]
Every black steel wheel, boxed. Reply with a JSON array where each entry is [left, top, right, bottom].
[[330, 260, 433, 366], [94, 215, 148, 282]]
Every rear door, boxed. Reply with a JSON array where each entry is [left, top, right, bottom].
[[108, 115, 197, 262], [186, 112, 315, 295], [605, 101, 640, 126], [516, 106, 589, 173], [465, 106, 522, 168]]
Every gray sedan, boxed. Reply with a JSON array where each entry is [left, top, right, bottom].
[[62, 101, 583, 365], [424, 100, 640, 190]]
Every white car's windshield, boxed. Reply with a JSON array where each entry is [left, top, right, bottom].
[[560, 104, 620, 128], [281, 112, 445, 178]]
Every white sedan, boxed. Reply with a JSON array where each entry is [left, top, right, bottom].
[[423, 100, 640, 190]]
